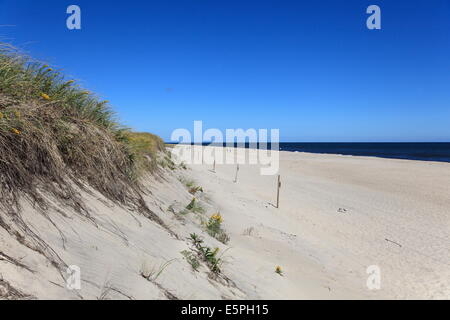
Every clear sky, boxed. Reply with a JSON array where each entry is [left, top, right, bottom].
[[0, 0, 449, 142]]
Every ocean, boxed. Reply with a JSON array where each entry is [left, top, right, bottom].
[[280, 143, 450, 163], [198, 142, 450, 163]]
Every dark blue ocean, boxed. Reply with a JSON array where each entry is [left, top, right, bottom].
[[200, 142, 450, 163], [277, 143, 450, 163]]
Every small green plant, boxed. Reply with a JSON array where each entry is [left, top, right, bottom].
[[188, 233, 226, 274], [185, 198, 205, 214], [181, 250, 200, 272], [205, 213, 230, 244], [179, 162, 187, 170], [186, 198, 196, 210]]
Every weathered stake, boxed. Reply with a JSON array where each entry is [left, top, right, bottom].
[[276, 175, 281, 209], [234, 164, 239, 183]]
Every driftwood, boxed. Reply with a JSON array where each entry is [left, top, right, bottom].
[[385, 238, 402, 247]]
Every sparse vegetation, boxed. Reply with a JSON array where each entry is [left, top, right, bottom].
[[180, 177, 196, 189], [206, 213, 230, 244], [185, 197, 205, 214], [275, 266, 284, 276], [189, 186, 204, 195], [242, 227, 255, 237], [188, 233, 226, 274], [0, 278, 33, 300], [179, 162, 187, 170], [126, 132, 166, 173], [180, 250, 201, 272], [140, 259, 176, 282], [180, 177, 204, 195], [159, 155, 176, 170]]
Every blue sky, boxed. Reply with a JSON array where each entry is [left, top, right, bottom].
[[0, 0, 449, 142]]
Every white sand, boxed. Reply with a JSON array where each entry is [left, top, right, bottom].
[[184, 147, 450, 299], [1, 147, 449, 299]]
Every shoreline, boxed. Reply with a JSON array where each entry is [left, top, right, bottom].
[[169, 143, 450, 166], [168, 143, 450, 165]]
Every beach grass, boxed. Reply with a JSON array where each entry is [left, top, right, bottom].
[[0, 42, 165, 215]]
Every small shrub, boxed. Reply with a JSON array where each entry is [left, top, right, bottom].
[[206, 213, 229, 244]]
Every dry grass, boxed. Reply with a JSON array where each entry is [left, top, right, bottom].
[[0, 42, 173, 267], [0, 43, 167, 212], [0, 278, 34, 300]]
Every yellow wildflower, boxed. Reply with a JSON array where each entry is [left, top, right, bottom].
[[275, 266, 283, 276], [11, 128, 21, 135], [0, 112, 3, 120], [211, 213, 223, 223], [40, 93, 51, 100], [14, 111, 21, 119]]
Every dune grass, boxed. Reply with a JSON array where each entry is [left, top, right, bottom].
[[0, 43, 165, 216]]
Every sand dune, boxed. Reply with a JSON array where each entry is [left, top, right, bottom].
[[1, 147, 449, 299]]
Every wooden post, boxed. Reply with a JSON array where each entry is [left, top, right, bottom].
[[234, 164, 239, 183], [276, 175, 281, 208]]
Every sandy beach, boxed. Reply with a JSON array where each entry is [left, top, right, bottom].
[[1, 146, 449, 299], [183, 147, 450, 299]]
